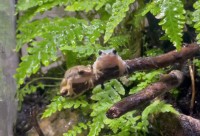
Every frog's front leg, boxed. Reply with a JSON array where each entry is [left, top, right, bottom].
[[66, 79, 77, 96], [60, 79, 68, 95], [87, 79, 94, 89], [118, 60, 129, 76], [92, 62, 104, 79]]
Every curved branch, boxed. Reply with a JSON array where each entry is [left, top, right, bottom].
[[106, 70, 184, 118], [71, 43, 199, 95], [126, 43, 199, 72], [179, 114, 200, 136]]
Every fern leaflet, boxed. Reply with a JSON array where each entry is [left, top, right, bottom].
[[140, 100, 179, 132], [143, 0, 185, 50], [193, 0, 200, 43], [15, 18, 105, 86], [104, 0, 135, 43], [42, 96, 88, 118], [66, 0, 109, 12]]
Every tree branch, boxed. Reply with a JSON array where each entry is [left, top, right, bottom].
[[106, 70, 184, 118], [126, 43, 199, 72], [179, 114, 200, 136], [71, 43, 199, 95]]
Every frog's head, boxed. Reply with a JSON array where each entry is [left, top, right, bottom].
[[98, 49, 117, 56]]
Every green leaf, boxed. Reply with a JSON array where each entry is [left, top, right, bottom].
[[158, 0, 185, 50], [142, 1, 161, 16], [15, 40, 57, 86], [88, 115, 105, 136], [66, 0, 109, 12], [194, 59, 200, 76], [104, 0, 135, 43], [140, 100, 179, 132], [193, 0, 200, 43], [104, 112, 140, 135], [108, 35, 130, 48], [63, 122, 88, 136], [17, 0, 53, 11], [17, 0, 70, 27], [88, 80, 124, 135], [129, 70, 164, 94], [42, 96, 88, 118], [142, 0, 185, 50], [15, 17, 105, 86], [16, 83, 44, 109]]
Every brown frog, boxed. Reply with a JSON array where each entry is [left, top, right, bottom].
[[60, 65, 94, 96], [93, 49, 128, 78]]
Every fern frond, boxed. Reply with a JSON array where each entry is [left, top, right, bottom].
[[142, 1, 160, 16], [158, 0, 185, 50], [104, 0, 135, 43], [15, 18, 105, 86], [63, 122, 88, 136], [66, 0, 109, 12], [42, 96, 88, 118], [193, 0, 200, 43], [16, 83, 44, 108], [88, 80, 125, 136], [108, 35, 130, 48], [17, 0, 69, 27], [140, 100, 179, 132], [42, 79, 136, 136], [194, 59, 200, 76], [88, 115, 105, 136], [15, 40, 57, 85], [17, 0, 54, 11], [143, 0, 185, 50], [104, 112, 140, 135], [129, 69, 164, 94], [16, 0, 71, 12]]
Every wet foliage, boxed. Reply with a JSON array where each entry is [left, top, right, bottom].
[[15, 0, 200, 136]]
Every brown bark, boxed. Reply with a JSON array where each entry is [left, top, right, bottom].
[[149, 113, 200, 136], [72, 43, 199, 95], [126, 43, 199, 72], [179, 114, 200, 136], [106, 70, 184, 119]]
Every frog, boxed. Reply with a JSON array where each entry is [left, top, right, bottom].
[[60, 65, 94, 96], [92, 49, 129, 79]]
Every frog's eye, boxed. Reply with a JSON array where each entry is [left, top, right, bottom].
[[78, 70, 85, 75], [99, 50, 103, 55], [112, 49, 117, 54]]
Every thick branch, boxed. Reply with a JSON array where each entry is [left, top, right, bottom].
[[149, 113, 200, 136], [106, 70, 184, 119], [72, 43, 199, 95], [179, 114, 200, 136], [126, 43, 199, 72]]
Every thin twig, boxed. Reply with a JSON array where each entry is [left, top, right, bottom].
[[30, 106, 44, 136], [22, 77, 62, 88], [189, 59, 196, 115]]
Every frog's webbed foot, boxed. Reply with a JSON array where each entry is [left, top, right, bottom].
[[84, 79, 94, 89], [67, 87, 77, 96], [94, 69, 104, 79], [124, 61, 130, 74], [118, 61, 130, 76], [65, 79, 77, 97], [89, 79, 94, 88]]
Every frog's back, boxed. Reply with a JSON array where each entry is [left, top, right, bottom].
[[64, 66, 80, 79]]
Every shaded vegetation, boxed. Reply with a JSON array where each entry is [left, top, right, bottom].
[[15, 0, 200, 135]]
